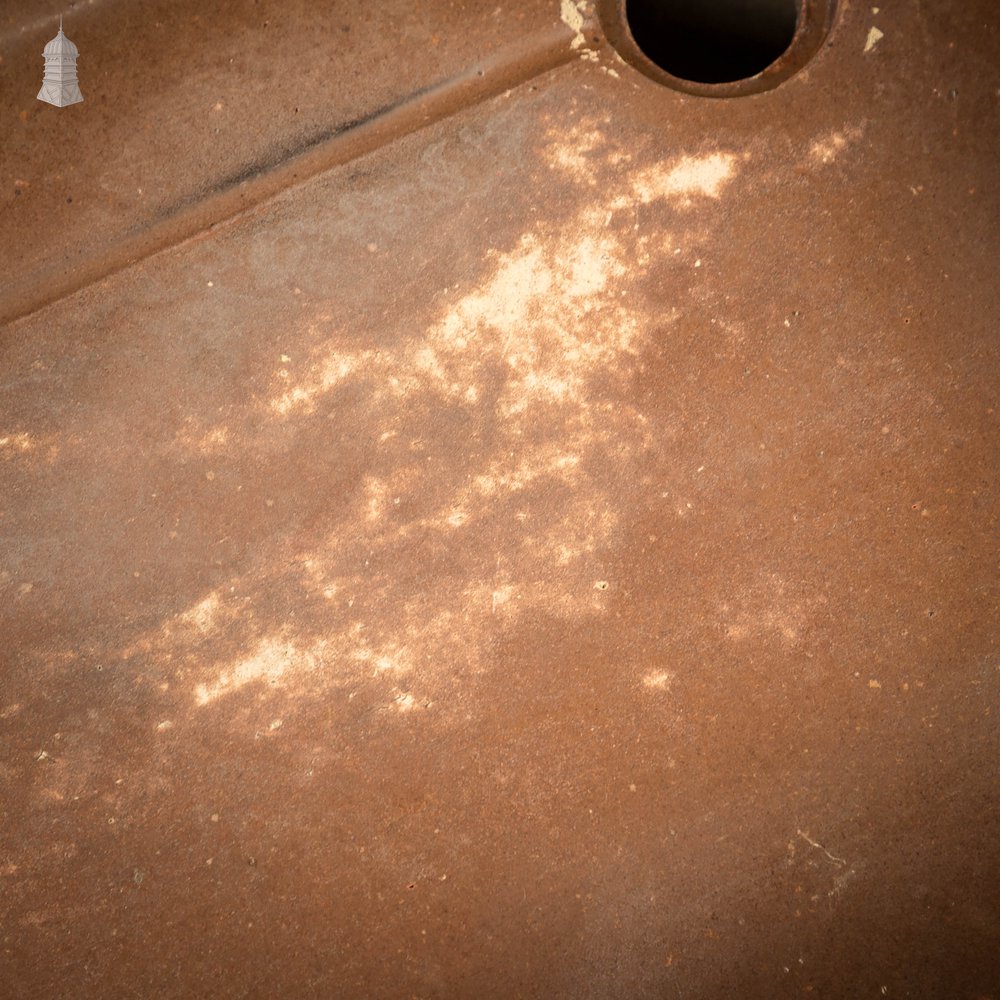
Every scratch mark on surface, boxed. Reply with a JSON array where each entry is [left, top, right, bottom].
[[797, 829, 847, 866]]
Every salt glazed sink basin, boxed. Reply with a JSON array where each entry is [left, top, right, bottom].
[[1, 2, 998, 997]]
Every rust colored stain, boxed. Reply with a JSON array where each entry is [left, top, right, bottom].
[[1, 2, 999, 998]]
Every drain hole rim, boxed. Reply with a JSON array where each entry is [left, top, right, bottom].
[[598, 0, 840, 97]]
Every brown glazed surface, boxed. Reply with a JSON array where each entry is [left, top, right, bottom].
[[1, 2, 998, 997]]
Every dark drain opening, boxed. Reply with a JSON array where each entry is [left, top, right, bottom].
[[625, 0, 799, 84]]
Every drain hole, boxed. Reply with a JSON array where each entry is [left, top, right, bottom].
[[625, 0, 799, 84]]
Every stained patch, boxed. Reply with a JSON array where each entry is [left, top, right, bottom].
[[809, 126, 863, 166], [194, 637, 318, 705], [116, 130, 744, 719]]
